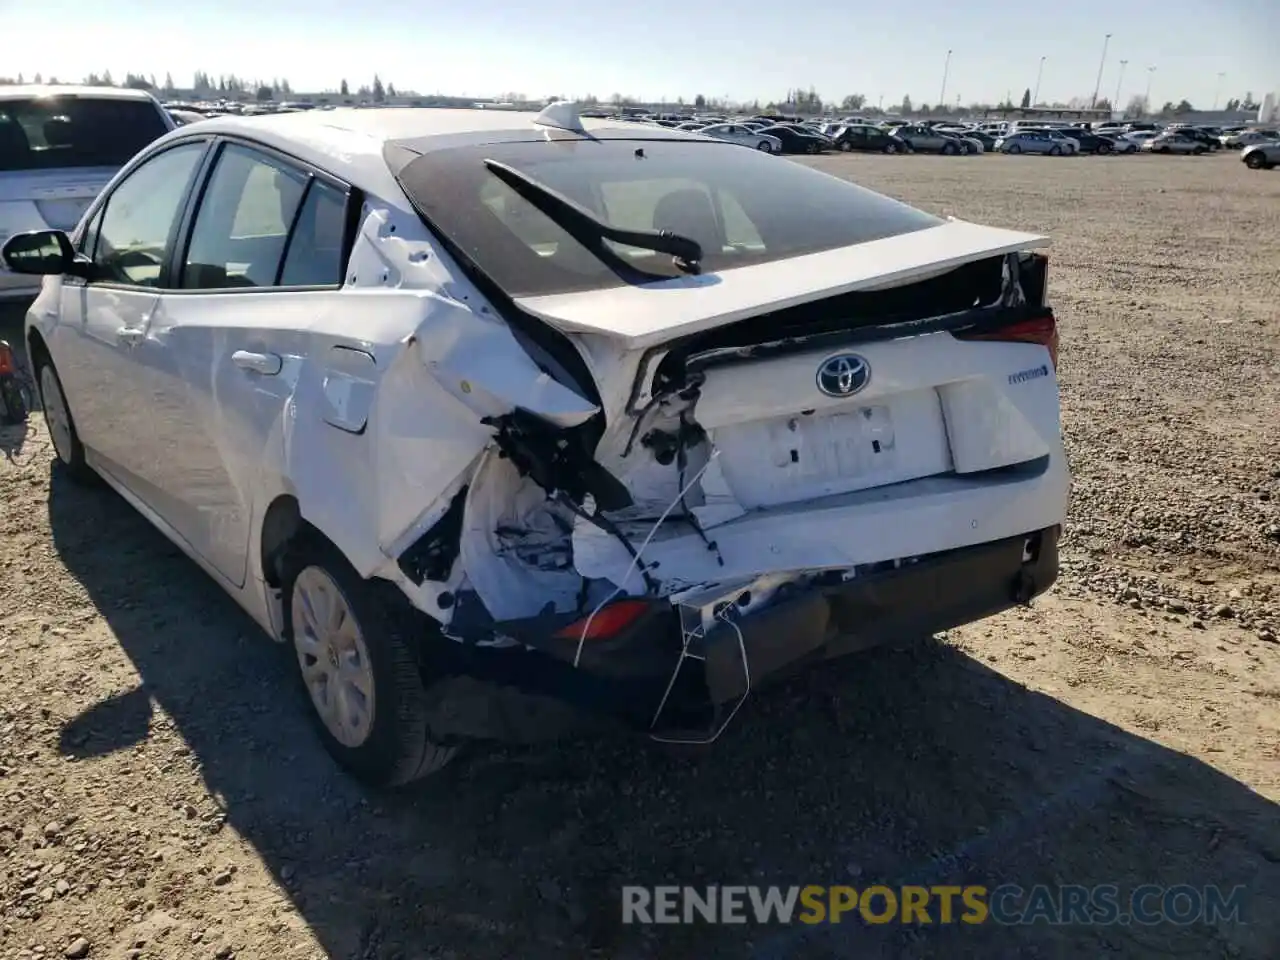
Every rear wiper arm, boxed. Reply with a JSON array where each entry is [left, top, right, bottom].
[[482, 158, 704, 274]]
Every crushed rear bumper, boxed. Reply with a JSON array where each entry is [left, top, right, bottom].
[[422, 526, 1060, 742]]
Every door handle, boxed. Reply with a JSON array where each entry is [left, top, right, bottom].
[[232, 350, 282, 376], [117, 327, 145, 348]]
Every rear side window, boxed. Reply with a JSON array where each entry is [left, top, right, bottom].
[[0, 96, 171, 172], [397, 138, 941, 297], [278, 180, 349, 286], [181, 143, 349, 290], [182, 144, 308, 289]]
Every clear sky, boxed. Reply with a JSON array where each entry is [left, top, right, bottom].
[[3, 0, 1276, 109]]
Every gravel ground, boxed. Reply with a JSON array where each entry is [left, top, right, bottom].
[[1, 151, 1278, 960]]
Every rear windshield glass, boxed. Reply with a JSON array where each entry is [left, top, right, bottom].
[[396, 138, 942, 297], [0, 97, 170, 172]]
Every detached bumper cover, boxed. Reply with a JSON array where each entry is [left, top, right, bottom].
[[427, 526, 1059, 739], [701, 525, 1059, 706]]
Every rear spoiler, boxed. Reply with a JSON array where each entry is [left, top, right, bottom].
[[513, 219, 1050, 350]]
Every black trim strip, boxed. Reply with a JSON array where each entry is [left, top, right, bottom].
[[274, 175, 316, 287]]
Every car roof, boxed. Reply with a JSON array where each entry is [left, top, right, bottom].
[[0, 84, 161, 103], [147, 106, 715, 207], [0, 83, 161, 102]]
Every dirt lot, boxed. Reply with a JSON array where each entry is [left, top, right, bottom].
[[1, 152, 1278, 960]]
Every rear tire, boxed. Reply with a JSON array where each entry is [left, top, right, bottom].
[[34, 356, 96, 485], [1097, 143, 1112, 154], [282, 538, 457, 787], [883, 142, 897, 154], [839, 140, 852, 152], [1049, 145, 1062, 156], [1245, 152, 1268, 169], [1006, 143, 1022, 154]]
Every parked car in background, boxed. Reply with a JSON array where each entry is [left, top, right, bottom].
[[889, 124, 966, 155], [697, 123, 783, 153], [1242, 141, 1280, 169], [1141, 132, 1209, 154], [994, 130, 1073, 155], [0, 85, 175, 301], [1220, 129, 1278, 148], [1057, 129, 1119, 154], [1119, 131, 1158, 150], [1174, 127, 1222, 150], [938, 132, 984, 155], [1022, 128, 1081, 154], [830, 124, 911, 153], [958, 129, 1000, 152], [167, 108, 207, 126], [1, 103, 1067, 788], [756, 124, 830, 154]]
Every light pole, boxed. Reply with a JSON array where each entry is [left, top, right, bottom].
[[1033, 56, 1046, 106], [1113, 60, 1127, 114], [939, 49, 952, 109], [1214, 72, 1226, 109], [1144, 66, 1156, 113], [1090, 33, 1112, 109]]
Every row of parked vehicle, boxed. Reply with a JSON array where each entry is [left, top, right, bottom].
[[632, 112, 1280, 161]]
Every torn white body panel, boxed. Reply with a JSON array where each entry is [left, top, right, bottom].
[[460, 449, 584, 620], [573, 460, 1069, 595]]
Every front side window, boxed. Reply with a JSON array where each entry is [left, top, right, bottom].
[[400, 138, 941, 298], [182, 144, 307, 289], [0, 96, 172, 172], [93, 142, 206, 287]]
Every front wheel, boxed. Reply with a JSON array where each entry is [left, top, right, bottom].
[[1097, 143, 1112, 154], [1006, 143, 1022, 154], [1193, 146, 1206, 155], [941, 142, 957, 155], [35, 356, 95, 484], [1049, 145, 1062, 156], [838, 140, 852, 152], [883, 142, 898, 154], [284, 540, 457, 787], [756, 139, 773, 152], [1245, 152, 1268, 169]]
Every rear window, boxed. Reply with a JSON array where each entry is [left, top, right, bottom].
[[0, 96, 170, 172], [396, 138, 942, 297]]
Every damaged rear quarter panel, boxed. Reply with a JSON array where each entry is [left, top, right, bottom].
[[258, 202, 600, 626]]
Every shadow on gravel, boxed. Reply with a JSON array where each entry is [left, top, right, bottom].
[[45, 471, 1280, 960]]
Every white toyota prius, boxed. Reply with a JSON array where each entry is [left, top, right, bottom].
[[3, 103, 1069, 787]]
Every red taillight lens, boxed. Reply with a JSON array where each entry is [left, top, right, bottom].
[[0, 342, 15, 376], [955, 313, 1058, 370], [553, 599, 650, 642]]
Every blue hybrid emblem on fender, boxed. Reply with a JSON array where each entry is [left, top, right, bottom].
[[816, 353, 871, 398]]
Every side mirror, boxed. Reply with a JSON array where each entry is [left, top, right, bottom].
[[2, 229, 77, 276]]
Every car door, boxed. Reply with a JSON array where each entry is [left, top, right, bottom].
[[52, 140, 210, 491], [129, 140, 353, 587]]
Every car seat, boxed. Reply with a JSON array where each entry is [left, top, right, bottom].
[[651, 188, 725, 259]]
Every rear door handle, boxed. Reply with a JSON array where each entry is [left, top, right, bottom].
[[117, 327, 145, 348], [232, 350, 282, 376]]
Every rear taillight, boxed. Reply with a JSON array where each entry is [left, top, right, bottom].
[[0, 341, 15, 376], [552, 599, 650, 642], [955, 313, 1058, 370]]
